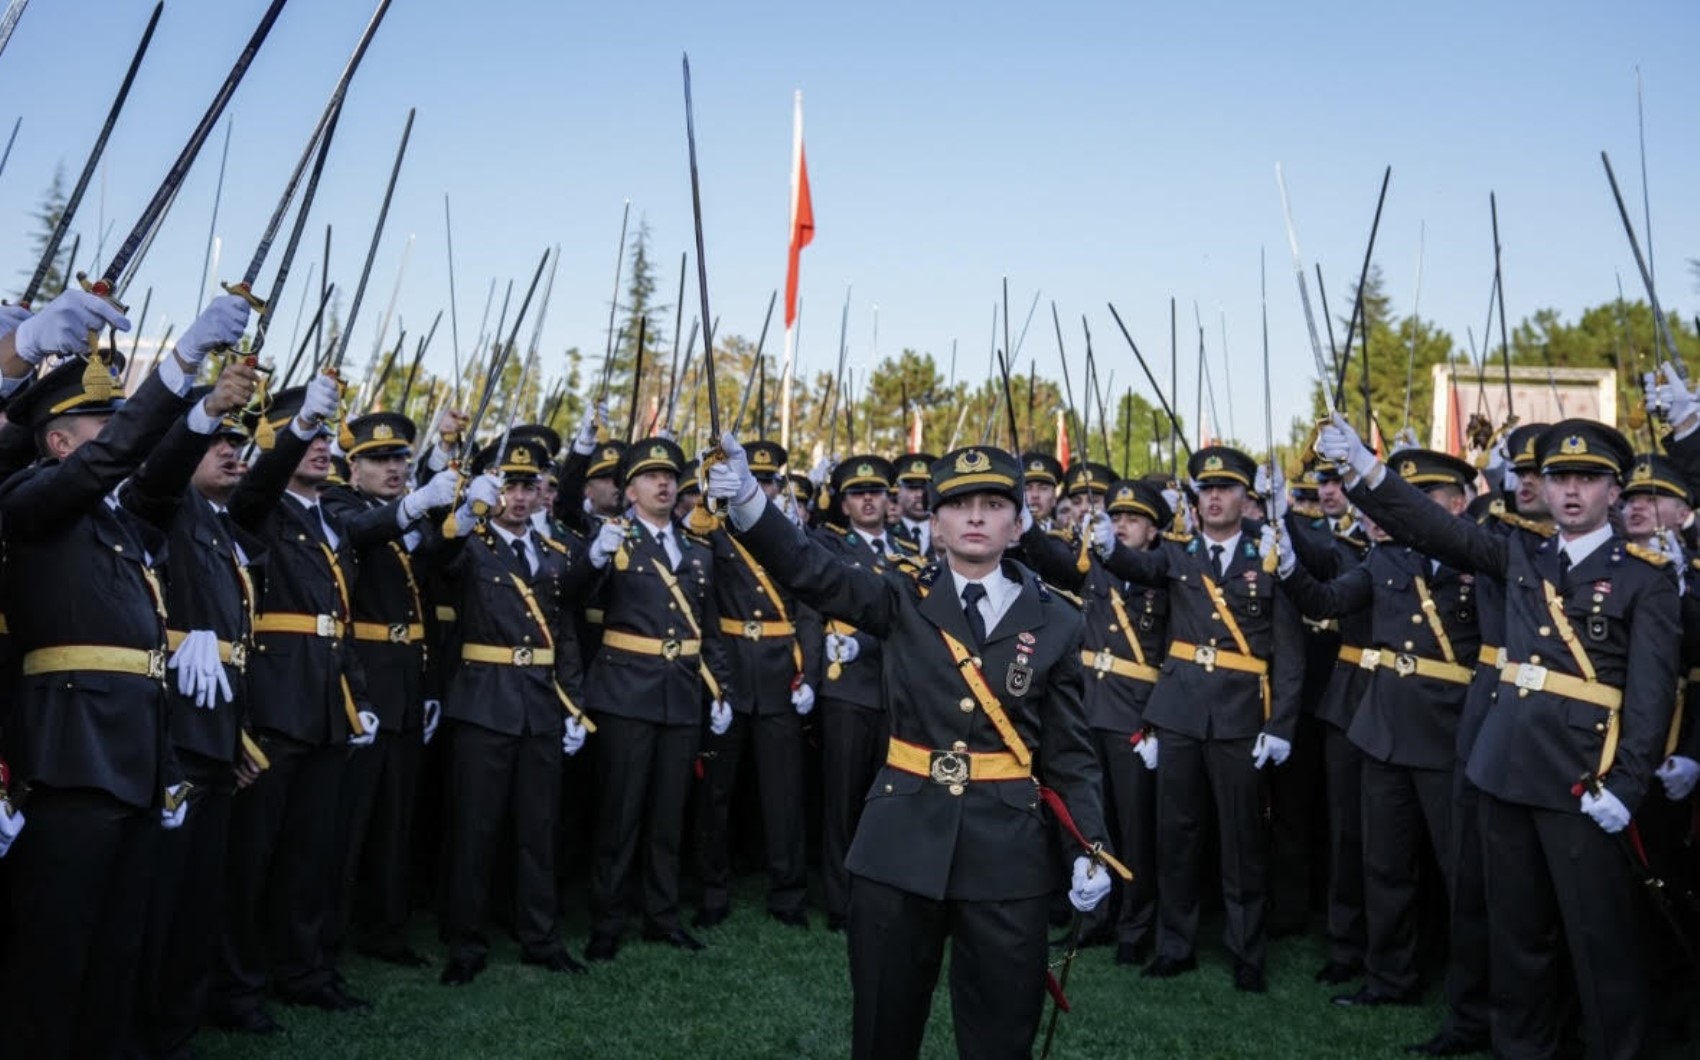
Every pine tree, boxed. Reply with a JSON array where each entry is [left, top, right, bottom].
[[21, 164, 69, 299]]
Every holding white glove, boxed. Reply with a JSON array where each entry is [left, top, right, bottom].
[[422, 699, 441, 745], [562, 718, 588, 756], [1264, 467, 1288, 523], [809, 456, 833, 486], [1580, 787, 1631, 834], [173, 293, 252, 368], [1068, 855, 1113, 912], [1252, 732, 1291, 770], [1135, 731, 1159, 771], [12, 288, 130, 364], [709, 700, 733, 736], [0, 303, 31, 342], [349, 710, 380, 748], [402, 469, 460, 522], [704, 433, 761, 526], [161, 783, 191, 830], [168, 629, 232, 710], [1653, 362, 1700, 438], [296, 372, 342, 429], [1090, 511, 1115, 558], [1316, 412, 1379, 480], [0, 800, 24, 858], [572, 401, 607, 455], [792, 683, 816, 716], [825, 633, 861, 665], [588, 518, 627, 569], [1656, 756, 1700, 801], [1260, 524, 1296, 579]]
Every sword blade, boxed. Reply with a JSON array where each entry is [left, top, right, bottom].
[[0, 0, 30, 61], [682, 54, 719, 436], [327, 107, 415, 374]]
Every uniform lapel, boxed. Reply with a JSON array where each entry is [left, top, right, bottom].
[[984, 568, 1046, 646], [919, 566, 982, 649]]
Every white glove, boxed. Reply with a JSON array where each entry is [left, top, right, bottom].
[[349, 710, 380, 748], [1019, 504, 1034, 534], [657, 426, 676, 443], [173, 293, 251, 367], [1654, 362, 1700, 436], [704, 432, 759, 507], [13, 288, 130, 364], [0, 303, 30, 341], [0, 801, 24, 857], [588, 517, 627, 569], [422, 699, 441, 745], [161, 783, 190, 830], [1090, 511, 1115, 557], [709, 700, 733, 736], [1580, 787, 1631, 834], [1484, 434, 1510, 474], [298, 372, 341, 426], [825, 633, 861, 665], [1265, 467, 1288, 523], [562, 718, 588, 756], [809, 456, 832, 486], [1252, 732, 1291, 769], [1261, 523, 1296, 579], [572, 401, 606, 455], [1656, 756, 1700, 801], [1390, 427, 1420, 454], [466, 472, 501, 512], [168, 629, 232, 710], [1316, 412, 1378, 480], [402, 469, 459, 522], [792, 683, 816, 716], [1068, 855, 1113, 913], [1135, 731, 1159, 770]]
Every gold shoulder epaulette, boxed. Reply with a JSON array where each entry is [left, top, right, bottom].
[[1045, 584, 1084, 610], [1335, 530, 1369, 550], [1625, 542, 1671, 568], [1290, 502, 1323, 519], [1495, 510, 1556, 538], [1046, 527, 1075, 542], [1162, 531, 1194, 544], [683, 531, 714, 548], [541, 537, 569, 554]]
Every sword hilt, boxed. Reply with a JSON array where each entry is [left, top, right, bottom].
[[686, 445, 726, 535], [220, 280, 268, 312], [76, 272, 128, 360]]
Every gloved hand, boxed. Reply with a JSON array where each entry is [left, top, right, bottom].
[[1068, 855, 1113, 913], [1316, 412, 1378, 480], [1019, 503, 1034, 534], [422, 699, 441, 745], [173, 293, 251, 367], [572, 401, 606, 455], [161, 783, 191, 830], [809, 455, 832, 486], [825, 633, 861, 665], [0, 799, 24, 858], [1390, 426, 1420, 454], [792, 683, 816, 716], [657, 426, 677, 443], [466, 473, 501, 513], [709, 700, 733, 736], [562, 718, 588, 756], [1091, 511, 1115, 557], [1656, 756, 1700, 801], [1580, 786, 1631, 833], [1135, 731, 1159, 770], [588, 517, 627, 569], [704, 432, 759, 507], [1653, 362, 1700, 437], [298, 371, 341, 427], [1252, 732, 1291, 769], [0, 303, 31, 342], [1262, 523, 1296, 579], [402, 469, 460, 522], [349, 710, 380, 748], [169, 629, 233, 710], [12, 288, 131, 365]]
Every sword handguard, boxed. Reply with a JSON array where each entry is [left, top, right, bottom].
[[220, 280, 267, 312], [686, 446, 726, 535]]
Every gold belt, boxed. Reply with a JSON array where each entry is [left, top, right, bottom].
[[585, 608, 605, 625], [1499, 661, 1623, 711], [886, 736, 1030, 793], [719, 617, 795, 641], [602, 629, 701, 660], [253, 613, 345, 638], [1080, 647, 1160, 684], [165, 630, 248, 670], [23, 645, 167, 680], [352, 621, 426, 645], [1478, 644, 1504, 669], [1337, 645, 1364, 666], [461, 643, 556, 667], [1169, 640, 1268, 676], [434, 605, 457, 623], [1356, 647, 1473, 685]]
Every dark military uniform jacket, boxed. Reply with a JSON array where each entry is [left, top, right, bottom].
[[1350, 470, 1680, 813], [737, 502, 1106, 902], [0, 371, 193, 808], [1283, 543, 1482, 771], [709, 526, 824, 715], [1100, 520, 1306, 742], [809, 524, 918, 711], [1287, 510, 1373, 732]]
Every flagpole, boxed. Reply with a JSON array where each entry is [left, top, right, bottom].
[[781, 88, 811, 452]]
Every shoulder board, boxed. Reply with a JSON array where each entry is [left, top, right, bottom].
[[1046, 527, 1075, 541], [892, 536, 920, 555], [1290, 502, 1322, 519], [683, 532, 713, 549], [541, 537, 569, 555], [1494, 510, 1556, 538], [1045, 584, 1084, 609], [1335, 531, 1370, 550], [1625, 542, 1670, 568], [1162, 531, 1193, 544]]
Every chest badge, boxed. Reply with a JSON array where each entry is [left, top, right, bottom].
[[1007, 655, 1033, 697]]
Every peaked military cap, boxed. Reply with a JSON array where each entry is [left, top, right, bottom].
[[244, 384, 329, 451], [678, 458, 702, 496], [1063, 460, 1115, 497], [1536, 419, 1633, 480], [1505, 421, 1550, 473], [619, 436, 685, 484], [1020, 451, 1064, 487], [511, 424, 562, 459], [787, 472, 816, 504], [744, 440, 787, 481], [832, 454, 894, 495], [931, 446, 1021, 505], [1188, 445, 1257, 488], [345, 411, 416, 459], [894, 452, 936, 485], [1106, 477, 1173, 527], [471, 434, 552, 480], [1622, 452, 1691, 503], [9, 349, 128, 431], [1390, 448, 1478, 491], [586, 440, 626, 480]]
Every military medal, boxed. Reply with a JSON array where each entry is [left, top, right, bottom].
[[1008, 642, 1034, 697]]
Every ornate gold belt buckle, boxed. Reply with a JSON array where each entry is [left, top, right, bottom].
[[147, 650, 168, 681], [1394, 653, 1418, 677], [230, 643, 248, 671], [661, 639, 682, 661], [1193, 645, 1218, 671], [1093, 648, 1114, 675], [512, 646, 535, 666], [929, 750, 969, 790], [1359, 648, 1382, 671], [743, 620, 762, 641], [315, 614, 338, 638], [388, 623, 409, 643]]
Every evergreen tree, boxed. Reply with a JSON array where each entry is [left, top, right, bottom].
[[22, 164, 69, 299]]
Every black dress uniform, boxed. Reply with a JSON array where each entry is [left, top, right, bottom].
[[694, 439, 823, 924], [730, 445, 1112, 1060], [435, 436, 590, 981], [320, 412, 434, 963], [1098, 446, 1305, 984], [891, 452, 936, 555], [1283, 449, 1483, 1005], [214, 387, 373, 1021], [1021, 479, 1172, 963], [1348, 421, 1679, 1060], [581, 439, 736, 956], [0, 353, 197, 1058]]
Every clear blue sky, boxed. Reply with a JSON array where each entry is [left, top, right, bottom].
[[2, 0, 1696, 443]]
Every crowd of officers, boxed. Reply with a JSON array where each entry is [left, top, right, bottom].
[[0, 288, 1696, 1059]]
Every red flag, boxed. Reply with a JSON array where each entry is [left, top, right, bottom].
[[784, 91, 814, 330], [908, 404, 923, 453], [1055, 409, 1070, 468]]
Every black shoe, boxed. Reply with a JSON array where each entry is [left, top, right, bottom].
[[769, 909, 809, 929], [692, 905, 730, 929], [642, 925, 706, 952], [277, 983, 370, 1012], [825, 913, 847, 933], [1405, 1030, 1490, 1056], [1234, 962, 1268, 993], [1314, 960, 1361, 985], [583, 933, 620, 963], [523, 950, 588, 975], [439, 957, 484, 986], [1141, 955, 1197, 979], [210, 1006, 282, 1035], [1333, 986, 1421, 1008], [360, 944, 430, 968], [1115, 939, 1153, 966]]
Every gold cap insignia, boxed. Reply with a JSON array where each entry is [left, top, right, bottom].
[[955, 449, 990, 474], [857, 462, 874, 477], [1028, 460, 1044, 472], [908, 460, 927, 475], [1203, 455, 1223, 472], [650, 444, 668, 460], [1399, 459, 1418, 479], [603, 446, 620, 461], [1116, 486, 1133, 502], [1560, 435, 1587, 455], [751, 450, 775, 468], [375, 423, 395, 441], [1630, 462, 1652, 483], [512, 447, 534, 466]]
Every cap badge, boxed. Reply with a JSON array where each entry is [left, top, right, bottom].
[[650, 444, 668, 460], [1399, 459, 1417, 479], [512, 447, 533, 466], [955, 449, 991, 474], [1203, 455, 1223, 472], [373, 423, 394, 441], [1560, 435, 1587, 456], [1630, 462, 1652, 483]]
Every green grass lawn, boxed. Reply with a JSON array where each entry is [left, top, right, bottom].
[[196, 879, 1453, 1059]]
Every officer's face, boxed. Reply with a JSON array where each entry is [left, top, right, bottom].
[[1622, 492, 1691, 541], [1055, 495, 1077, 527], [192, 436, 244, 499], [1359, 509, 1391, 543], [539, 478, 558, 511], [1317, 479, 1348, 517], [934, 491, 1021, 568], [1025, 481, 1057, 521], [1112, 512, 1157, 550], [1513, 468, 1549, 517], [352, 451, 411, 499], [897, 482, 928, 521], [585, 474, 620, 516], [625, 469, 677, 523], [1542, 472, 1620, 536], [293, 435, 332, 486], [495, 478, 540, 531], [841, 488, 886, 533], [1196, 482, 1246, 533], [674, 490, 699, 522]]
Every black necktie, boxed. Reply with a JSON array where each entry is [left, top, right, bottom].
[[871, 536, 885, 556], [1210, 543, 1225, 579], [1558, 549, 1571, 590], [962, 582, 988, 646], [511, 538, 531, 576], [302, 503, 329, 546], [216, 509, 238, 544]]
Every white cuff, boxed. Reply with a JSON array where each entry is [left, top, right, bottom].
[[186, 399, 221, 435], [426, 444, 451, 472], [730, 491, 768, 532], [0, 373, 27, 397], [290, 416, 318, 441], [156, 352, 193, 397]]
